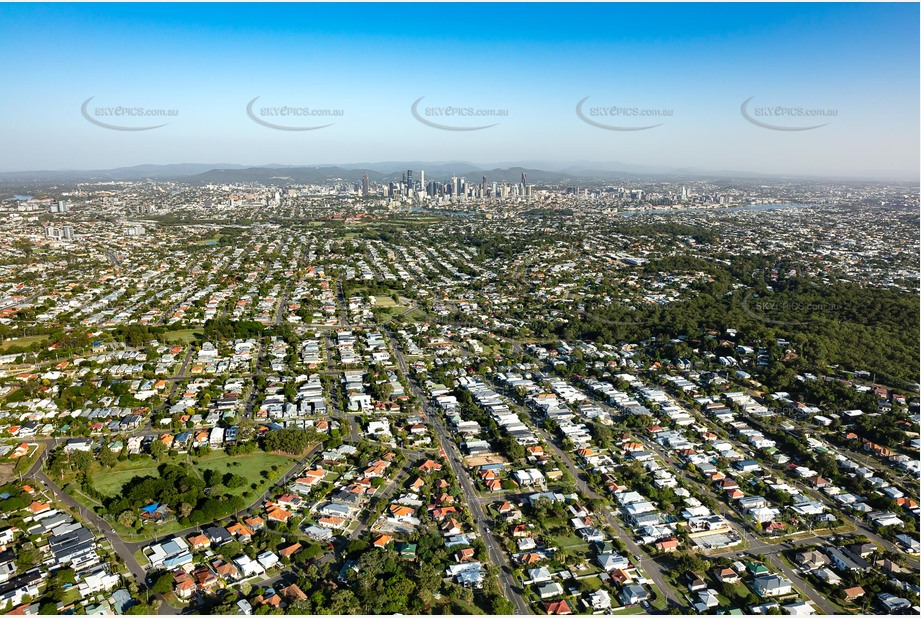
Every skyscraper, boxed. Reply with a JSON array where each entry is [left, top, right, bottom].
[[362, 173, 370, 196], [406, 169, 413, 192]]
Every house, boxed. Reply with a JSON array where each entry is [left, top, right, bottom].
[[187, 534, 210, 551], [848, 542, 876, 559], [139, 502, 171, 522], [278, 583, 307, 603], [620, 584, 649, 606], [372, 534, 393, 549], [537, 582, 564, 599], [212, 560, 239, 580], [893, 533, 919, 553], [441, 518, 463, 536], [876, 593, 911, 613], [752, 574, 793, 597], [317, 516, 345, 529], [303, 525, 334, 542], [256, 551, 280, 570], [843, 586, 865, 602], [543, 599, 573, 615], [395, 542, 417, 560], [277, 493, 304, 510], [254, 593, 283, 608], [233, 555, 264, 578], [388, 504, 415, 521], [174, 578, 196, 600], [191, 566, 219, 591], [418, 459, 442, 474], [694, 589, 720, 612], [266, 506, 292, 523], [445, 562, 485, 588], [782, 601, 816, 615], [746, 561, 770, 576], [824, 546, 863, 572], [528, 566, 553, 584], [684, 572, 707, 592], [597, 553, 629, 572], [455, 548, 475, 563], [586, 589, 611, 610], [279, 543, 302, 559], [577, 526, 605, 542], [226, 522, 254, 543], [712, 566, 740, 584], [204, 525, 232, 546], [795, 550, 830, 571]]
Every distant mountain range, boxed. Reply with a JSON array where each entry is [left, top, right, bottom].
[[0, 161, 914, 185]]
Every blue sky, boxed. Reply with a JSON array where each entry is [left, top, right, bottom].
[[0, 3, 917, 178]]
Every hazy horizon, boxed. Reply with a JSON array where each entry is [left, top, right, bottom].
[[0, 3, 918, 179]]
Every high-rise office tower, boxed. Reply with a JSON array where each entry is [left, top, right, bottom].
[[362, 174, 370, 196]]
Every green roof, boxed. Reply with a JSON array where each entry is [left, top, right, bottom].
[[396, 542, 417, 556]]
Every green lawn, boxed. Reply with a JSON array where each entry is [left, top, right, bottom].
[[647, 583, 669, 611], [91, 459, 163, 496], [193, 451, 299, 497], [0, 334, 48, 351], [163, 328, 202, 343], [59, 587, 83, 605], [611, 605, 648, 614], [372, 296, 400, 308], [576, 575, 605, 592], [550, 534, 590, 551], [91, 451, 299, 499]]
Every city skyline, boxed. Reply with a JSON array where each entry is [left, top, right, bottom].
[[0, 3, 918, 179]]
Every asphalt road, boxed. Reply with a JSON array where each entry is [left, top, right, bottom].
[[30, 470, 178, 615], [524, 413, 685, 611], [384, 327, 531, 614]]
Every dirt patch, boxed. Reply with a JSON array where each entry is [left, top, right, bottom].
[[464, 454, 508, 467], [0, 463, 16, 485]]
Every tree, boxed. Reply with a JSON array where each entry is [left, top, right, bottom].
[[178, 502, 194, 520], [98, 446, 117, 468], [70, 450, 93, 476], [151, 572, 173, 595], [149, 440, 167, 460], [224, 473, 247, 489], [262, 428, 317, 455], [117, 510, 137, 527]]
